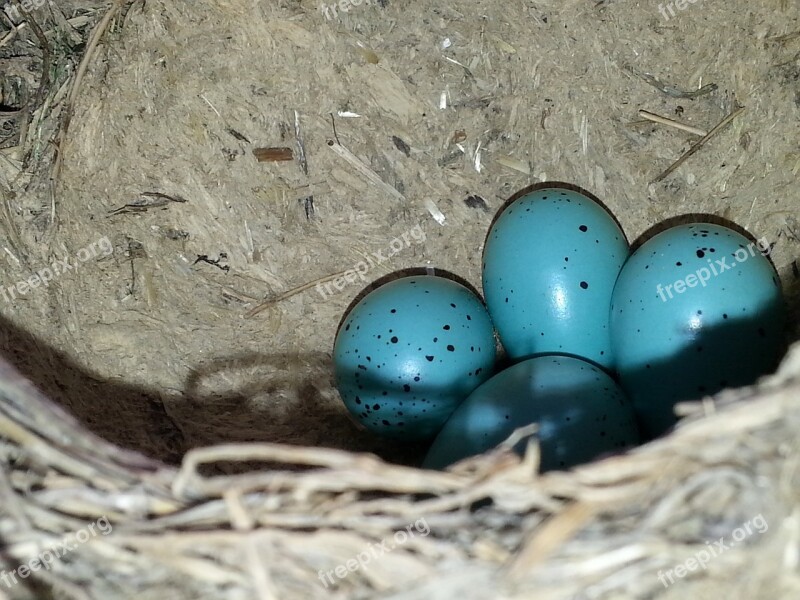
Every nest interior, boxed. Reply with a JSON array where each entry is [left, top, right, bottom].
[[0, 0, 799, 598]]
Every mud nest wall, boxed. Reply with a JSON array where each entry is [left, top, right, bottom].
[[0, 0, 799, 598]]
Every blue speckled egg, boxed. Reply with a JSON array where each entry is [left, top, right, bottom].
[[423, 355, 639, 472], [333, 275, 496, 441], [610, 223, 786, 439], [482, 187, 628, 370]]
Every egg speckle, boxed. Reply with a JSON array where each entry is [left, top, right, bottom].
[[423, 355, 639, 471], [482, 188, 628, 369], [611, 223, 786, 438], [334, 276, 497, 440]]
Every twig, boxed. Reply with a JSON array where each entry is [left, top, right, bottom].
[[326, 139, 405, 202], [624, 65, 717, 99], [11, 1, 51, 171], [293, 110, 308, 176], [637, 110, 707, 136], [0, 21, 26, 48], [244, 269, 350, 319], [12, 2, 50, 115], [326, 138, 446, 225], [651, 106, 746, 184], [107, 192, 186, 216], [291, 110, 315, 219], [252, 147, 293, 162], [51, 0, 124, 183]]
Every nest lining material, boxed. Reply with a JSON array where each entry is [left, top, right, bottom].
[[0, 346, 799, 598]]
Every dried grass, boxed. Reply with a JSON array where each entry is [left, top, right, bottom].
[[1, 346, 799, 598]]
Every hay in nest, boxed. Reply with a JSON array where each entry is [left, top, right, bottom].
[[1, 344, 800, 599]]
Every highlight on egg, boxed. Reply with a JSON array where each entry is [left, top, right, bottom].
[[481, 186, 629, 371], [333, 275, 497, 441], [422, 355, 640, 472], [610, 222, 786, 439]]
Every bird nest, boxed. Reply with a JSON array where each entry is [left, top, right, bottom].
[[2, 1, 800, 599], [1, 345, 799, 599]]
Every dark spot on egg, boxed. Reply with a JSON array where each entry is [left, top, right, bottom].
[[579, 225, 588, 232], [447, 344, 455, 351], [425, 355, 434, 361], [403, 384, 411, 392], [696, 249, 705, 258], [390, 336, 398, 343], [373, 404, 380, 410], [443, 324, 450, 330], [580, 281, 588, 289]]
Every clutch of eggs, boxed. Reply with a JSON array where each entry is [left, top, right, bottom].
[[333, 275, 497, 441], [330, 184, 786, 472]]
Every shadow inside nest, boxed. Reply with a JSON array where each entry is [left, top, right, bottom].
[[0, 314, 428, 470], [0, 313, 185, 463], [183, 352, 429, 473]]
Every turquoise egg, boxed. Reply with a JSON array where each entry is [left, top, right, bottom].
[[334, 275, 496, 441], [482, 187, 628, 370], [423, 355, 639, 471], [610, 223, 786, 439]]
